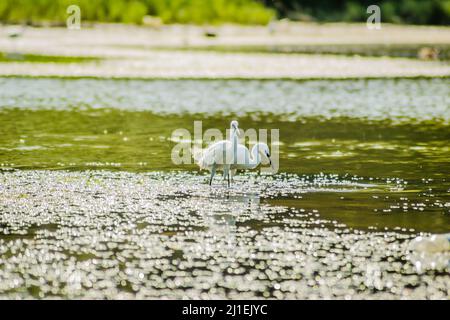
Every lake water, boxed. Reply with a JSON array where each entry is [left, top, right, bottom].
[[0, 77, 449, 298]]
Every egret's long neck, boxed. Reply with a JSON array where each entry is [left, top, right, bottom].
[[248, 144, 261, 169], [231, 128, 238, 147], [231, 128, 238, 163]]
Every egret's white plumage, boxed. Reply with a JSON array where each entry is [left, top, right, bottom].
[[197, 120, 240, 186], [232, 142, 271, 170], [197, 140, 233, 171]]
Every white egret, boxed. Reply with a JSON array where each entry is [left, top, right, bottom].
[[229, 142, 272, 180], [197, 121, 272, 186], [197, 120, 240, 186], [222, 120, 240, 181]]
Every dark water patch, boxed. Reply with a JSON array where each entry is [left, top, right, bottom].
[[0, 109, 448, 180]]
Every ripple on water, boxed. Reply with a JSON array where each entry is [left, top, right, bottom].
[[0, 170, 448, 299], [0, 78, 449, 123]]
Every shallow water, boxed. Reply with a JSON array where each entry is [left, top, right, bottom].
[[0, 77, 449, 298], [1, 77, 449, 122]]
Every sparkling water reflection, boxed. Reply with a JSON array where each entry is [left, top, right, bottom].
[[0, 77, 448, 299]]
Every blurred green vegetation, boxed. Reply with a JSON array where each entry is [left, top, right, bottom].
[[0, 0, 448, 25], [266, 0, 450, 25], [0, 0, 275, 25]]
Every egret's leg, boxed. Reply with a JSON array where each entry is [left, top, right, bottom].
[[230, 169, 236, 182], [223, 165, 229, 181], [227, 171, 231, 188], [209, 163, 216, 186]]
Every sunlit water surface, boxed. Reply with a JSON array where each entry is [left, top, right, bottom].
[[0, 77, 449, 299]]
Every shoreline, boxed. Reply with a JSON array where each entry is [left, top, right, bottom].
[[0, 22, 449, 79]]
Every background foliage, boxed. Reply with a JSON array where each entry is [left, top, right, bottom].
[[265, 0, 450, 25], [0, 0, 448, 25]]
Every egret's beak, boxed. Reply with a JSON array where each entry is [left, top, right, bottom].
[[265, 152, 273, 168]]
